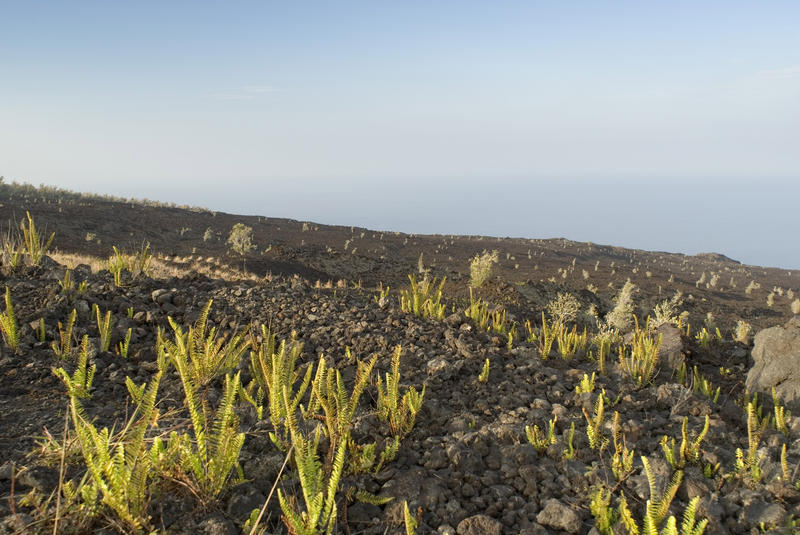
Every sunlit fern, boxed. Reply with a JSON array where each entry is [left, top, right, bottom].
[[0, 286, 19, 352], [377, 345, 425, 437]]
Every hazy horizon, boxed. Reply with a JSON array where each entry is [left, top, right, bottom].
[[2, 3, 798, 269]]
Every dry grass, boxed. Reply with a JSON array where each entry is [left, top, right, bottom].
[[50, 250, 261, 282]]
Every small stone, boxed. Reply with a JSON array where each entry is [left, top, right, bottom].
[[197, 513, 237, 535], [456, 514, 502, 535], [536, 498, 582, 534]]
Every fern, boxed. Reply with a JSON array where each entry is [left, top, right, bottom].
[[643, 456, 683, 530], [611, 411, 634, 480], [248, 326, 312, 448], [584, 393, 608, 450], [93, 305, 114, 352], [278, 403, 347, 534], [679, 497, 708, 535], [128, 242, 152, 278], [309, 353, 377, 468], [556, 324, 588, 360], [54, 336, 162, 533], [478, 358, 490, 383], [661, 416, 709, 469], [161, 299, 250, 388], [163, 327, 246, 502], [107, 246, 128, 286], [735, 400, 767, 483], [620, 319, 662, 387], [403, 500, 419, 535], [399, 275, 446, 320], [525, 416, 557, 454], [538, 312, 557, 359], [117, 327, 132, 358], [575, 372, 596, 395], [20, 211, 54, 265], [52, 308, 77, 359], [0, 286, 19, 351], [590, 486, 618, 535], [377, 345, 425, 437]]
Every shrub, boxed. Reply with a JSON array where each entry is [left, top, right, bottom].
[[652, 291, 683, 327], [227, 223, 255, 269], [606, 280, 637, 333], [733, 320, 753, 344], [469, 250, 498, 288], [546, 292, 581, 325]]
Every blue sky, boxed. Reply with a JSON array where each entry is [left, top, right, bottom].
[[2, 2, 799, 268]]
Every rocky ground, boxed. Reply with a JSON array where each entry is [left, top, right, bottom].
[[0, 183, 799, 534]]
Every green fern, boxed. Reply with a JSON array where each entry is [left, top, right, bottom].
[[399, 275, 446, 320], [376, 345, 425, 437], [478, 358, 490, 383], [403, 501, 419, 535], [128, 242, 152, 278], [309, 353, 377, 468], [584, 393, 608, 450], [54, 336, 162, 533], [107, 246, 128, 286], [661, 416, 710, 469], [525, 416, 557, 454], [160, 299, 250, 387], [620, 319, 662, 387], [278, 403, 347, 534], [117, 327, 132, 358], [93, 305, 114, 352], [556, 323, 588, 360], [590, 486, 618, 535], [734, 400, 767, 483], [563, 422, 576, 460], [163, 327, 246, 502], [537, 312, 557, 359], [0, 286, 19, 351], [642, 456, 684, 530], [20, 211, 54, 265], [611, 411, 634, 480], [52, 308, 77, 359], [248, 326, 312, 448]]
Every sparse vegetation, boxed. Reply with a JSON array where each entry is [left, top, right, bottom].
[[469, 249, 498, 287], [3, 185, 799, 534], [228, 223, 255, 269]]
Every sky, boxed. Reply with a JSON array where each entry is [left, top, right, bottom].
[[1, 1, 799, 268]]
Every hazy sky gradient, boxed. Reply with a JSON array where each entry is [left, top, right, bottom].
[[2, 2, 799, 268]]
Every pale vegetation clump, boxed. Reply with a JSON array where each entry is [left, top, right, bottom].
[[469, 249, 498, 288], [227, 223, 255, 256], [652, 291, 683, 328], [791, 298, 800, 315], [546, 292, 581, 325], [227, 223, 255, 271], [734, 320, 753, 344], [606, 280, 637, 333], [745, 280, 760, 295]]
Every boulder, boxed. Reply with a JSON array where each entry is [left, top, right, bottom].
[[746, 317, 800, 408], [656, 323, 686, 371]]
